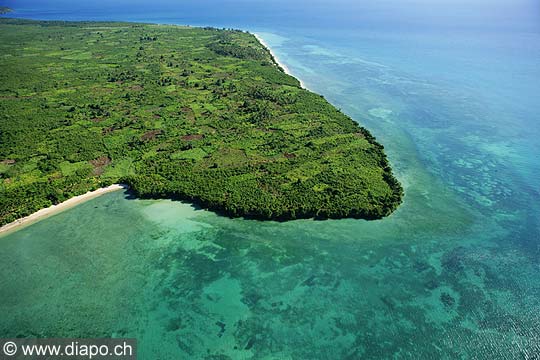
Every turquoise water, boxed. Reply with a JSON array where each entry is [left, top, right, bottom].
[[2, 1, 540, 358]]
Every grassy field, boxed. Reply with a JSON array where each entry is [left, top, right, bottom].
[[0, 19, 402, 223]]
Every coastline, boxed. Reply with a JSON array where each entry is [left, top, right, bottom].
[[0, 184, 127, 236], [1, 22, 402, 224], [253, 33, 307, 90]]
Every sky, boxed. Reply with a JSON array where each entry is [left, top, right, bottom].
[[2, 0, 539, 32]]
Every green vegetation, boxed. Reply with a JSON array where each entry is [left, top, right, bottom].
[[0, 7, 11, 15], [0, 19, 402, 224]]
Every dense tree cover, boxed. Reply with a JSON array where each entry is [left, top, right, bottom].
[[0, 19, 402, 224], [0, 7, 11, 15]]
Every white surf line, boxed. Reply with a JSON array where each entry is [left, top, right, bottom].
[[253, 33, 307, 90]]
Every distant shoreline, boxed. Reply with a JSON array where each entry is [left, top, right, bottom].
[[0, 184, 127, 236], [253, 33, 307, 90]]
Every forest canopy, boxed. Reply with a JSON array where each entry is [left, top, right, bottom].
[[0, 19, 402, 224]]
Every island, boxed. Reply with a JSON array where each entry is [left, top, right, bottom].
[[0, 7, 12, 15], [0, 19, 402, 225]]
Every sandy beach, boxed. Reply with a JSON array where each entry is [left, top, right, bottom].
[[254, 33, 307, 89], [0, 184, 127, 236]]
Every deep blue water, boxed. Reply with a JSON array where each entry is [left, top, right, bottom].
[[1, 0, 540, 358]]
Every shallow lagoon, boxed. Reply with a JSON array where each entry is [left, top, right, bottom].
[[1, 0, 540, 358]]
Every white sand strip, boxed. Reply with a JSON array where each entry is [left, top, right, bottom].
[[0, 184, 127, 236], [254, 33, 307, 89]]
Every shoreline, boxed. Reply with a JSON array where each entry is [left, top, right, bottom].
[[0, 184, 127, 236], [253, 33, 307, 90]]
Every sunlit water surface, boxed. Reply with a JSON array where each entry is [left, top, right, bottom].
[[1, 0, 540, 358]]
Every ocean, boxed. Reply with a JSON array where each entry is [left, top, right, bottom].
[[1, 0, 540, 358]]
